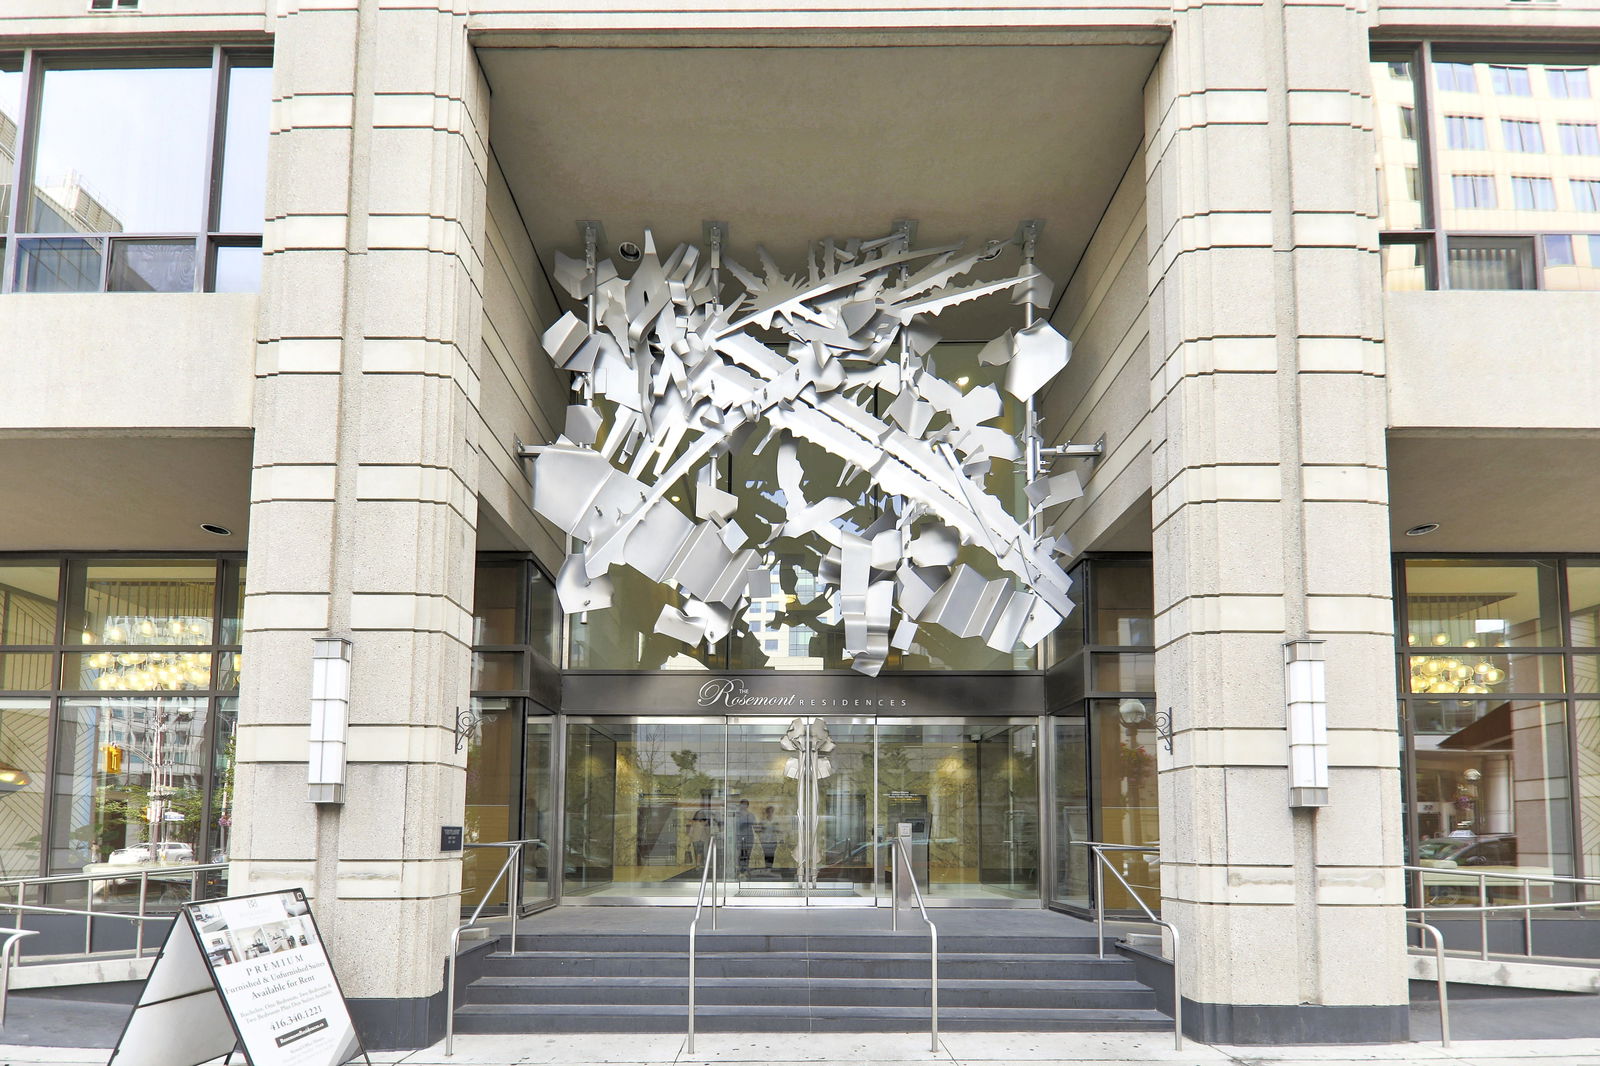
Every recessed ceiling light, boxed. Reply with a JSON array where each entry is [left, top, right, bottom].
[[200, 523, 233, 537], [1404, 523, 1439, 537]]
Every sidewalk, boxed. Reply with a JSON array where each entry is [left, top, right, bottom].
[[5, 1031, 1600, 1066]]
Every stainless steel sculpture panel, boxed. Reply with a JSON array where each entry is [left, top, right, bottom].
[[528, 226, 1081, 675]]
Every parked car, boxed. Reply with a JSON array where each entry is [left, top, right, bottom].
[[1416, 835, 1543, 905], [106, 842, 195, 866], [84, 842, 200, 905]]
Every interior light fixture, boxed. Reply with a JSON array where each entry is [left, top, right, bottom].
[[0, 764, 30, 794], [200, 523, 233, 536], [1405, 523, 1440, 537]]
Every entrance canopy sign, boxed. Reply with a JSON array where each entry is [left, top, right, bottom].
[[109, 888, 369, 1066]]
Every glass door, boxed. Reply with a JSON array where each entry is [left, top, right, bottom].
[[724, 716, 877, 905]]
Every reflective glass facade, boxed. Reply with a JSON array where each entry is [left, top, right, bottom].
[[1399, 556, 1600, 902], [1047, 557, 1158, 914], [0, 50, 269, 293], [0, 555, 243, 879], [1374, 46, 1600, 291], [463, 555, 561, 910]]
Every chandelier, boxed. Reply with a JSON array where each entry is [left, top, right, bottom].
[[80, 615, 220, 692], [1406, 632, 1507, 695], [1406, 593, 1510, 697]]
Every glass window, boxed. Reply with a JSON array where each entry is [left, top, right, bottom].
[[0, 58, 21, 223], [50, 696, 211, 876], [1549, 67, 1592, 99], [1410, 699, 1575, 902], [528, 567, 560, 664], [1578, 701, 1600, 885], [1448, 236, 1535, 289], [1452, 174, 1497, 209], [69, 560, 218, 646], [1491, 65, 1533, 96], [521, 716, 555, 905], [1511, 176, 1557, 210], [1568, 565, 1600, 646], [215, 63, 271, 234], [108, 239, 195, 293], [1381, 241, 1429, 291], [1544, 234, 1575, 266], [1437, 62, 1477, 93], [1093, 563, 1154, 645], [208, 697, 237, 864], [462, 698, 520, 908], [0, 700, 49, 879], [1405, 559, 1561, 648], [1092, 699, 1161, 911], [18, 237, 104, 293], [1373, 58, 1426, 230], [1, 53, 269, 294], [1051, 716, 1091, 910], [1445, 114, 1486, 150], [473, 560, 523, 646], [211, 244, 262, 293], [1573, 180, 1600, 212], [1558, 122, 1600, 156], [27, 60, 212, 235], [1502, 119, 1545, 153], [0, 564, 60, 645], [64, 651, 214, 693]]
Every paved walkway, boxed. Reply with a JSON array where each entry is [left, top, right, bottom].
[[4, 1031, 1600, 1066]]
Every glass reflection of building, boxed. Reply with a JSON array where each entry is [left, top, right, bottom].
[[0, 557, 243, 884], [1374, 48, 1600, 291], [1399, 557, 1600, 904]]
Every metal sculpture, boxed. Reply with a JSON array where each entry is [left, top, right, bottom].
[[524, 222, 1083, 675]]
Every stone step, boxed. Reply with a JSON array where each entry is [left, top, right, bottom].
[[463, 974, 1156, 1010], [452, 1002, 1173, 1034], [501, 933, 1106, 955], [482, 950, 1136, 981]]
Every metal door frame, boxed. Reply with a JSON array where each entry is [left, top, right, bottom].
[[556, 714, 1047, 907]]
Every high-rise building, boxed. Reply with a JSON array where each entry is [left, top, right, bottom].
[[0, 0, 1597, 1051]]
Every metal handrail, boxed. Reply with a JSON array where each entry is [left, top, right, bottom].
[[685, 836, 721, 1054], [0, 862, 227, 960], [444, 838, 535, 1058], [889, 836, 939, 1052], [1407, 921, 1450, 1048], [0, 929, 37, 1026], [1406, 864, 1600, 961], [1074, 841, 1182, 1050], [1402, 897, 1599, 1047]]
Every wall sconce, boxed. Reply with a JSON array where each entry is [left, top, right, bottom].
[[308, 637, 353, 805], [1284, 638, 1329, 807]]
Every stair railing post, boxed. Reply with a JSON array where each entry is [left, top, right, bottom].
[[1093, 846, 1106, 960]]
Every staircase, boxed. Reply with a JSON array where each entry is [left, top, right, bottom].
[[452, 922, 1170, 1034]]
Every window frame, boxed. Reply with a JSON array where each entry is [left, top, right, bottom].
[[0, 552, 244, 879], [1394, 553, 1600, 889], [0, 46, 269, 295], [1375, 42, 1600, 291]]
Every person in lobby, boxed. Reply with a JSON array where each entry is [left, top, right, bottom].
[[735, 799, 756, 874], [760, 805, 780, 870]]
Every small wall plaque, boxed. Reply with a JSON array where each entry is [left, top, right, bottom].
[[440, 826, 463, 852]]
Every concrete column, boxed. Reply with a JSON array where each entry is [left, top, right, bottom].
[[1145, 0, 1407, 1043], [231, 0, 486, 1049]]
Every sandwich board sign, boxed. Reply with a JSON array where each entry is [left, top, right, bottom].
[[109, 888, 371, 1066]]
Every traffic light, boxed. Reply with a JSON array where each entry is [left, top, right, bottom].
[[101, 744, 123, 775]]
